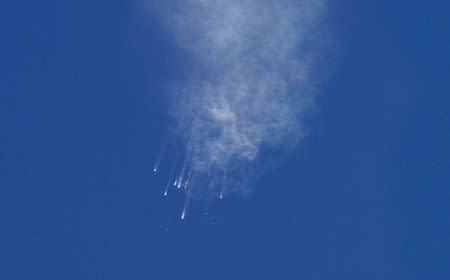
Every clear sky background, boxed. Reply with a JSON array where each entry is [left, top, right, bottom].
[[1, 1, 449, 279]]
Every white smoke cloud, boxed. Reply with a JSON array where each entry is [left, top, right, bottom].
[[145, 0, 330, 200]]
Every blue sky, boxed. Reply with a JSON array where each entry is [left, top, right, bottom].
[[1, 1, 449, 279]]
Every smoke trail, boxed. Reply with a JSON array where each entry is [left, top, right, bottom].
[[148, 0, 330, 200]]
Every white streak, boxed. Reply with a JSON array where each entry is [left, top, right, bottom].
[[180, 198, 190, 220]]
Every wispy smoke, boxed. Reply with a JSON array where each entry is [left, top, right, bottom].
[[149, 0, 329, 200]]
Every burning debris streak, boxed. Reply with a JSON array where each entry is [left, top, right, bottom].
[[180, 198, 190, 220]]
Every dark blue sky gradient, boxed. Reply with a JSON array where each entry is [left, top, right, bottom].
[[1, 1, 449, 279]]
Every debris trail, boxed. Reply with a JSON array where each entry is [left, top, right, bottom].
[[180, 197, 190, 220]]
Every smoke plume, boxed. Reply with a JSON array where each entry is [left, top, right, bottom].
[[148, 0, 330, 200]]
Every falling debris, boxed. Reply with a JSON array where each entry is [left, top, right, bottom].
[[163, 161, 177, 198], [180, 198, 190, 220], [219, 173, 226, 199], [164, 181, 170, 197]]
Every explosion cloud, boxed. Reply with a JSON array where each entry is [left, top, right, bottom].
[[146, 0, 331, 206]]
